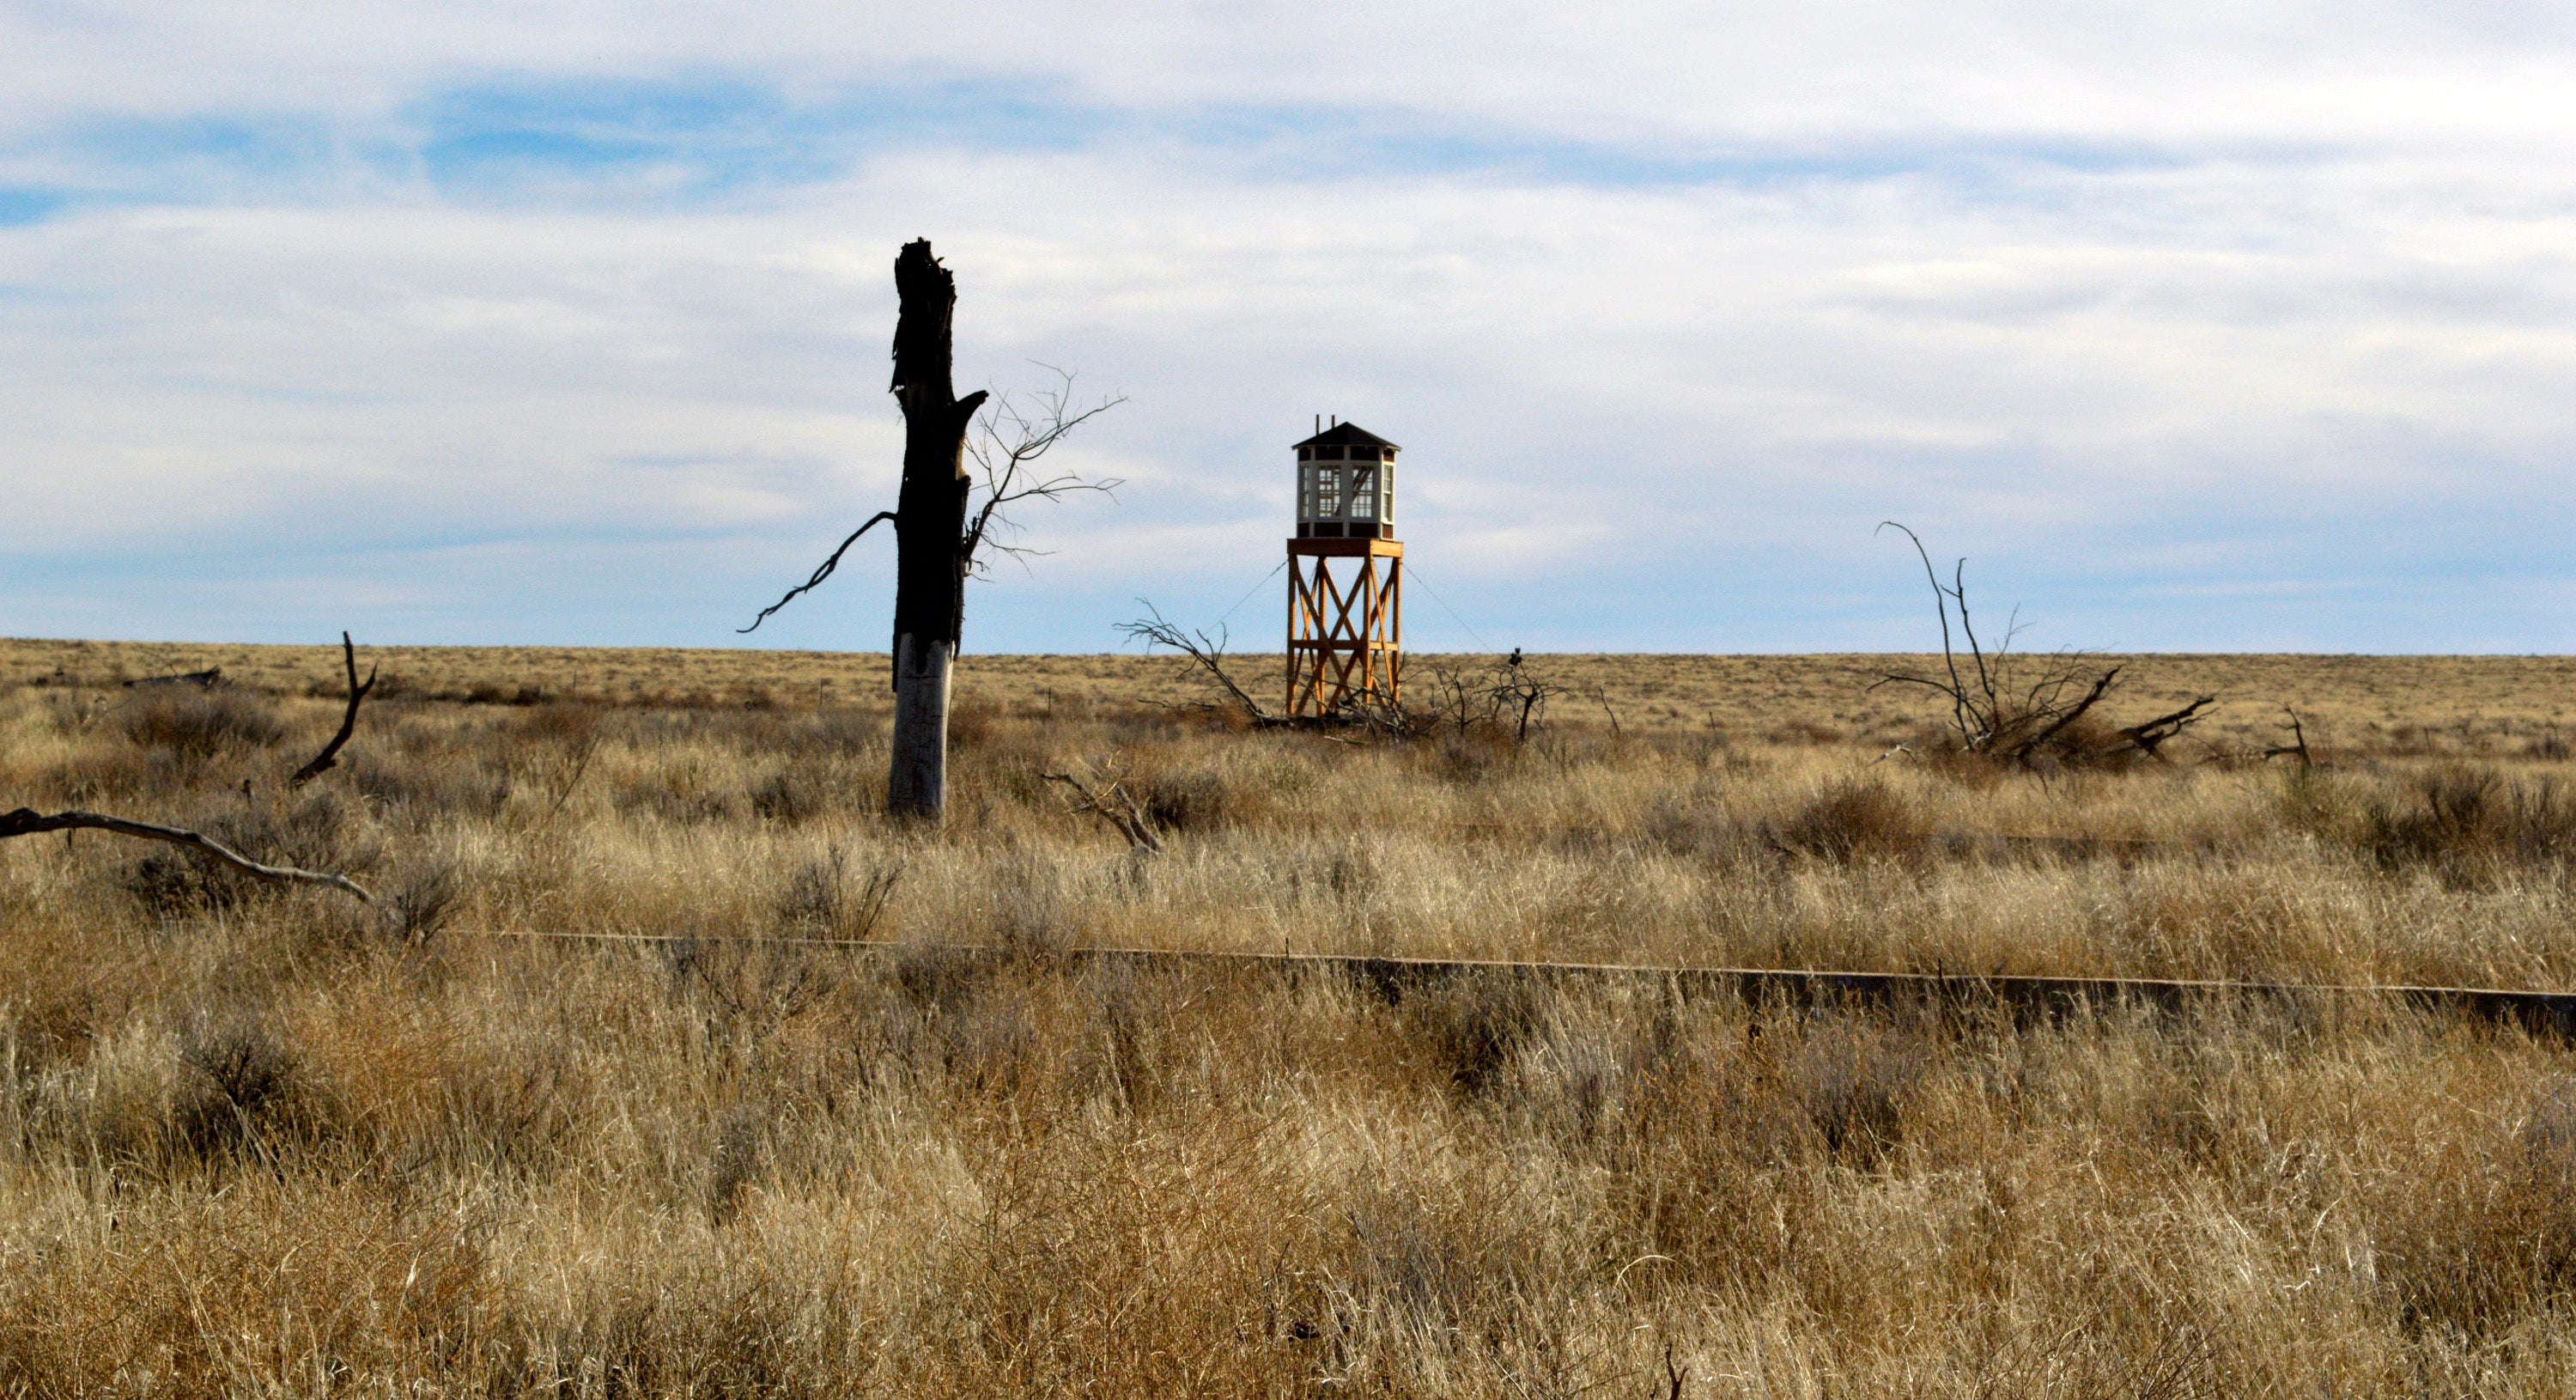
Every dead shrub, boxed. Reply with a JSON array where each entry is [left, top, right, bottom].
[[173, 1016, 300, 1164], [748, 770, 818, 824], [1766, 776, 1929, 861], [775, 845, 897, 939], [1783, 1014, 1924, 1162], [1402, 971, 1548, 1094], [984, 852, 1070, 953], [2294, 764, 2576, 881], [857, 948, 1048, 1099], [1132, 765, 1230, 833], [440, 1031, 582, 1174], [381, 855, 463, 944], [927, 980, 1038, 1097], [119, 686, 285, 764]]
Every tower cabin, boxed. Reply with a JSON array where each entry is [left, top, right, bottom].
[[1286, 421, 1402, 715]]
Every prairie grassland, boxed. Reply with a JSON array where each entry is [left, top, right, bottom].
[[13, 636, 2576, 756], [7, 648, 2576, 1394]]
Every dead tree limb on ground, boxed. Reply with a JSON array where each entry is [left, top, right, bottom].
[[1120, 601, 1280, 724], [1418, 654, 1557, 744], [1590, 685, 1623, 737], [2118, 695, 2219, 760], [2259, 706, 2314, 770], [289, 631, 377, 788], [0, 807, 373, 903], [2016, 666, 2122, 756], [124, 667, 222, 688], [1873, 521, 2215, 767], [1041, 770, 1163, 853]]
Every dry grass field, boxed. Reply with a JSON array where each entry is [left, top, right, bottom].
[[9, 638, 2576, 1394]]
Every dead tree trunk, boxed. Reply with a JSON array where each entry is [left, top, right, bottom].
[[885, 240, 988, 821]]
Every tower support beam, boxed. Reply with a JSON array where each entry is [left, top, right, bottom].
[[1285, 537, 1402, 715]]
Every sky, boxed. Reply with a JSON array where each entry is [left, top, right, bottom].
[[3, 3, 2575, 655]]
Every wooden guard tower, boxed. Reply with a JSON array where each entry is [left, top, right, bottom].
[[1287, 420, 1402, 715]]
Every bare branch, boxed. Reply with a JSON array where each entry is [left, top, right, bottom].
[[1120, 600, 1270, 721], [1953, 558, 1999, 717], [1591, 685, 1623, 737], [961, 367, 1128, 575], [2015, 665, 2120, 757], [1877, 521, 1973, 746], [2118, 695, 2219, 759], [1041, 770, 1163, 853], [740, 510, 897, 632], [1, 807, 372, 903], [289, 630, 377, 788], [2261, 705, 2314, 770], [1876, 524, 2217, 770]]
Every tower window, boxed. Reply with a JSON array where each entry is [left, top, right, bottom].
[[1316, 466, 1341, 517]]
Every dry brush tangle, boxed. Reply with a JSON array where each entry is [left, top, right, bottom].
[[1874, 521, 2215, 770]]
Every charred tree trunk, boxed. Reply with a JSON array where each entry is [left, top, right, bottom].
[[885, 240, 987, 821]]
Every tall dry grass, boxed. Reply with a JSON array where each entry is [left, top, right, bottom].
[[5, 658, 2576, 1393]]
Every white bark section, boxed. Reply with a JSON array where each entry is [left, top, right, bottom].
[[887, 631, 955, 821]]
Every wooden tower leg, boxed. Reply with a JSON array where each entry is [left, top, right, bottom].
[[1285, 551, 1301, 715], [1386, 559, 1402, 707]]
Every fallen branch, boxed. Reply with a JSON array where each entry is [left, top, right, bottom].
[[2014, 666, 2120, 757], [2117, 695, 2218, 759], [1874, 524, 2221, 769], [0, 807, 373, 903], [124, 667, 222, 689], [2260, 705, 2314, 770], [1119, 600, 1279, 724], [1590, 685, 1623, 737], [1041, 770, 1163, 853], [289, 631, 377, 788]]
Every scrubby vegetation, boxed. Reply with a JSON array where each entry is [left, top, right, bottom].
[[9, 646, 2576, 1393]]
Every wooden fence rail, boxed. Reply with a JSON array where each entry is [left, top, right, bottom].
[[472, 932, 2576, 1039]]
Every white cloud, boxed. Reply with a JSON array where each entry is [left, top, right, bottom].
[[3, 3, 2575, 649]]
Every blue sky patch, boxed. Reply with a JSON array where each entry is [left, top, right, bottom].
[[0, 69, 2235, 216], [0, 189, 67, 225], [406, 73, 1115, 198]]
